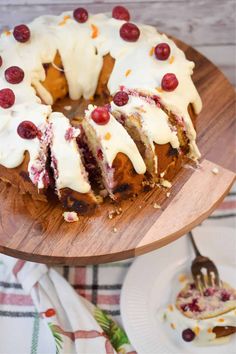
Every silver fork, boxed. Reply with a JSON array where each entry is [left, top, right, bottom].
[[188, 231, 220, 292]]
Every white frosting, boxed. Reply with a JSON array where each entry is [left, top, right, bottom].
[[111, 95, 180, 172], [49, 112, 90, 193], [0, 10, 202, 191], [164, 304, 236, 344], [85, 104, 146, 174]]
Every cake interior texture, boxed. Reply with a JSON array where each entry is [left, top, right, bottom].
[[0, 7, 202, 214]]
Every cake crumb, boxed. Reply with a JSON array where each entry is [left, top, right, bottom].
[[63, 211, 79, 223], [113, 227, 118, 233], [139, 205, 142, 209], [212, 167, 219, 175], [153, 203, 161, 209], [178, 274, 187, 283], [166, 192, 171, 198], [108, 207, 122, 219], [64, 105, 72, 111], [160, 172, 165, 178], [160, 178, 172, 188]]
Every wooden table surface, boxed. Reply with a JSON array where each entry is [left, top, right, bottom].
[[0, 0, 235, 87]]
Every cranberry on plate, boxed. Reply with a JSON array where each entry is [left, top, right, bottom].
[[0, 88, 15, 109], [182, 328, 195, 342]]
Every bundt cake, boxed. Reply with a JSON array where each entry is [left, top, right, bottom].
[[164, 281, 236, 344], [0, 5, 202, 215]]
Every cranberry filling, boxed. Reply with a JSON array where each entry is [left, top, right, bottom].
[[181, 298, 200, 313], [112, 6, 130, 21], [0, 88, 15, 109], [73, 8, 88, 23], [220, 290, 230, 302], [0, 56, 2, 67], [120, 23, 140, 42], [5, 66, 25, 84], [13, 24, 31, 43]]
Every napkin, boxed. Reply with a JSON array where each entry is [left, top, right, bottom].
[[0, 255, 135, 354]]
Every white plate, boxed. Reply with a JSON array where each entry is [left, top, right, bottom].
[[121, 226, 236, 354]]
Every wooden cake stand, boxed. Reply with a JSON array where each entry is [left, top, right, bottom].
[[0, 39, 235, 265]]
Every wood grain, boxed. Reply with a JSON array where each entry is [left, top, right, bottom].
[[0, 0, 235, 85], [0, 40, 235, 265]]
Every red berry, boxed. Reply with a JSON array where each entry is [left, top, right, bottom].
[[5, 66, 24, 84], [44, 308, 56, 317], [161, 73, 179, 92], [182, 328, 195, 342], [112, 6, 130, 21], [203, 288, 215, 297], [155, 43, 171, 60], [73, 8, 88, 23], [221, 290, 230, 302], [113, 91, 129, 106], [97, 149, 103, 161], [0, 88, 15, 109], [91, 107, 110, 125], [13, 24, 31, 43], [0, 56, 2, 67], [17, 121, 38, 139], [120, 23, 140, 42]]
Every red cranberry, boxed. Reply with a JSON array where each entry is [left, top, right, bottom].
[[120, 23, 140, 42], [190, 283, 196, 290], [161, 73, 179, 91], [0, 88, 15, 109], [17, 121, 38, 139], [221, 291, 230, 302], [91, 107, 110, 125], [204, 288, 215, 297], [13, 24, 31, 43], [181, 298, 200, 313], [182, 328, 195, 342], [112, 6, 130, 21], [5, 66, 24, 84], [113, 91, 129, 106], [154, 43, 171, 60], [44, 308, 56, 317], [0, 56, 2, 67], [73, 8, 88, 23], [97, 149, 103, 161]]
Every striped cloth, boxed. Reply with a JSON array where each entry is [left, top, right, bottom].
[[0, 184, 235, 354]]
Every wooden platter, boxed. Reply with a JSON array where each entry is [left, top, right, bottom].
[[0, 39, 235, 265]]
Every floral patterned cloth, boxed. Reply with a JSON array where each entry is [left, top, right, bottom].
[[0, 185, 235, 353]]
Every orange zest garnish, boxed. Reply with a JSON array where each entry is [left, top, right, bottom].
[[156, 87, 163, 93], [218, 318, 225, 322], [125, 69, 131, 77], [168, 305, 174, 312], [170, 323, 176, 330], [3, 30, 11, 36], [63, 15, 71, 21], [59, 15, 71, 26], [207, 328, 213, 333], [91, 24, 99, 39], [193, 326, 200, 336], [169, 55, 175, 64], [149, 47, 154, 56], [104, 132, 111, 140], [178, 274, 187, 283]]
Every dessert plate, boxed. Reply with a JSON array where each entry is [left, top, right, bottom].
[[0, 39, 235, 265], [120, 226, 236, 354]]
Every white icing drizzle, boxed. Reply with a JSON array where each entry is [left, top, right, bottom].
[[164, 305, 236, 344], [49, 112, 91, 193], [85, 104, 146, 174], [0, 10, 202, 191], [111, 95, 180, 172]]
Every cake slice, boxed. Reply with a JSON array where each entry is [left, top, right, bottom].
[[49, 112, 97, 214], [80, 104, 146, 200], [111, 91, 181, 182]]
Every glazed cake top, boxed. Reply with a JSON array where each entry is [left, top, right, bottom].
[[0, 8, 202, 192]]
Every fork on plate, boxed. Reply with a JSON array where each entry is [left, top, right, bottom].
[[188, 231, 220, 292]]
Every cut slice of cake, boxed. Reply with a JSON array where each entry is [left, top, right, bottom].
[[80, 104, 146, 200], [49, 112, 97, 214]]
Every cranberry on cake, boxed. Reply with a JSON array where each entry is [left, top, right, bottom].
[[0, 5, 202, 214], [164, 280, 236, 344]]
